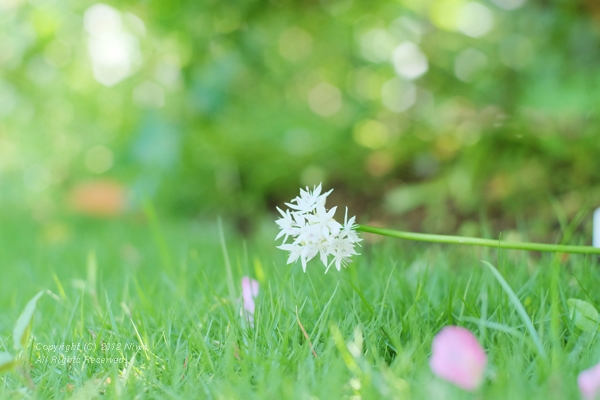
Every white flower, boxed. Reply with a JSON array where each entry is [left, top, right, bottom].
[[275, 207, 297, 242], [276, 184, 361, 273], [277, 243, 302, 265], [285, 183, 332, 214], [341, 207, 361, 244], [327, 236, 358, 273], [305, 205, 341, 240]]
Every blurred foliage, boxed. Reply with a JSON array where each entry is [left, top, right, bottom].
[[1, 0, 600, 238]]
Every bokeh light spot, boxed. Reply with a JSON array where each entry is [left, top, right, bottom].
[[381, 77, 416, 113], [360, 29, 396, 63], [44, 40, 72, 68], [125, 12, 146, 37], [84, 3, 122, 35], [454, 48, 488, 82], [0, 0, 23, 11], [279, 27, 313, 62], [456, 3, 494, 38], [413, 152, 439, 178], [491, 0, 526, 10], [85, 145, 114, 174], [23, 165, 51, 193], [455, 121, 482, 146], [133, 81, 165, 108], [284, 128, 314, 155], [0, 83, 18, 117], [68, 180, 126, 217], [308, 82, 342, 117], [353, 119, 390, 149], [26, 56, 56, 86], [0, 35, 16, 66], [391, 41, 428, 80], [84, 3, 141, 86], [348, 67, 384, 101], [429, 0, 463, 31], [301, 165, 325, 187], [499, 35, 534, 70], [155, 55, 182, 89], [389, 17, 422, 44], [366, 150, 394, 177]]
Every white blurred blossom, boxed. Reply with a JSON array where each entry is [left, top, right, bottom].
[[84, 3, 142, 86], [276, 184, 362, 273]]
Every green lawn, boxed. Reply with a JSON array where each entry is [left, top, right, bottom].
[[1, 210, 599, 399]]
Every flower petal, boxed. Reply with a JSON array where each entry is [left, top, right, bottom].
[[579, 362, 600, 400], [430, 326, 487, 391], [240, 277, 259, 327]]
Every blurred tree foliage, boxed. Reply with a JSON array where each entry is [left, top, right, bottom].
[[1, 0, 600, 238]]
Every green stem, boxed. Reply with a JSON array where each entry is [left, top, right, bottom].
[[356, 225, 600, 255]]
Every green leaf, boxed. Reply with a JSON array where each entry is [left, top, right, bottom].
[[0, 352, 16, 373], [13, 291, 45, 351], [568, 298, 599, 332]]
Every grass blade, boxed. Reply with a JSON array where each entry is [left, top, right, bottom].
[[218, 218, 236, 303], [13, 291, 45, 351], [143, 201, 174, 273], [481, 260, 547, 359]]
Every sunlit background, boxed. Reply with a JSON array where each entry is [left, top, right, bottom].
[[2, 0, 600, 242]]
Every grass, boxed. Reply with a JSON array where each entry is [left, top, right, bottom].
[[1, 209, 600, 399]]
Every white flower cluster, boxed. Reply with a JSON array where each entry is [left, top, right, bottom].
[[276, 184, 362, 273]]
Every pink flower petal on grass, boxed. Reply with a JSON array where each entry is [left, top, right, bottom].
[[241, 277, 259, 326], [430, 326, 487, 391], [579, 362, 600, 400]]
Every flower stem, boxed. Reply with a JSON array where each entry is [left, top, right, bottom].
[[356, 225, 600, 255]]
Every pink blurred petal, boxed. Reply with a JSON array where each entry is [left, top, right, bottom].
[[579, 362, 600, 400], [430, 326, 487, 391], [241, 277, 259, 326]]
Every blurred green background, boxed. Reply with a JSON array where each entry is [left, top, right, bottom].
[[2, 0, 600, 241]]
